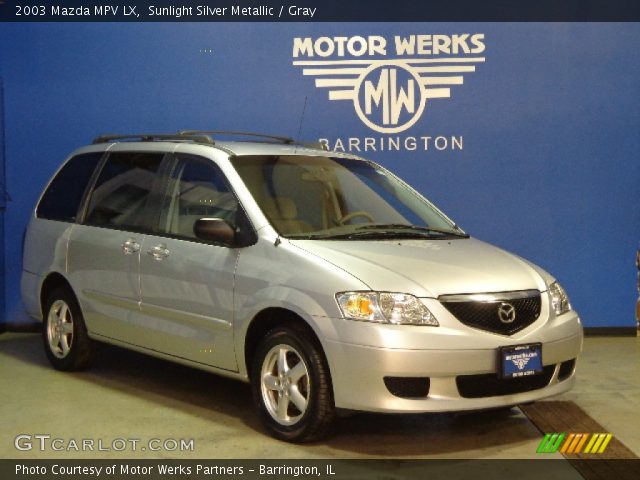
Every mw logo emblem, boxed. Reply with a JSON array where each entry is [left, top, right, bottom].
[[293, 48, 485, 134], [355, 64, 424, 134]]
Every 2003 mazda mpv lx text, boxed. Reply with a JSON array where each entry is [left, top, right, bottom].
[[22, 131, 583, 442]]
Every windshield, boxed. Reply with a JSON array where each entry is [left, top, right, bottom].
[[231, 155, 467, 240]]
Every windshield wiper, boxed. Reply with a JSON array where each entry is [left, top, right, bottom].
[[319, 231, 434, 240], [290, 229, 465, 241], [286, 224, 469, 240], [354, 224, 470, 238]]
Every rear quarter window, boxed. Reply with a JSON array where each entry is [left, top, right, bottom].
[[84, 151, 165, 231], [36, 152, 104, 222]]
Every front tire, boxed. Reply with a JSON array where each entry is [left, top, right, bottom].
[[251, 325, 335, 442], [43, 287, 93, 371]]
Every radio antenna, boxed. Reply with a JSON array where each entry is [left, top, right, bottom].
[[294, 96, 308, 154]]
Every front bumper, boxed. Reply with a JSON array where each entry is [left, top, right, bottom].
[[319, 306, 583, 413]]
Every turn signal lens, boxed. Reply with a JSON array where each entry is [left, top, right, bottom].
[[337, 292, 382, 322], [346, 295, 373, 317]]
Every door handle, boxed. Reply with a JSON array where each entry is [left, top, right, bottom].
[[147, 243, 170, 261], [122, 238, 140, 255]]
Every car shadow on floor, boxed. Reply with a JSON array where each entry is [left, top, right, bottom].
[[1, 332, 540, 456]]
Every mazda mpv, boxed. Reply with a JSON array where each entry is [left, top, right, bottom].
[[21, 131, 583, 442]]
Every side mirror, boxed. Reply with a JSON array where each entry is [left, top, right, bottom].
[[194, 218, 235, 246]]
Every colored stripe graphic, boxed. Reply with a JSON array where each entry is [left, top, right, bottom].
[[560, 433, 589, 454], [537, 433, 566, 453], [584, 433, 613, 454], [538, 432, 614, 454]]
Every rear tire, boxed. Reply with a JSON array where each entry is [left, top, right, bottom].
[[43, 287, 93, 371], [251, 325, 336, 442]]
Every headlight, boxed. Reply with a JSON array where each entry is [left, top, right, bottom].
[[549, 282, 572, 316], [336, 292, 439, 326]]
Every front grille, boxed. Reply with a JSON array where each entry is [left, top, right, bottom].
[[384, 377, 430, 398], [440, 290, 542, 335], [456, 365, 555, 398]]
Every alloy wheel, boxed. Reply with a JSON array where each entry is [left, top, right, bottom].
[[47, 299, 74, 359], [260, 344, 310, 426]]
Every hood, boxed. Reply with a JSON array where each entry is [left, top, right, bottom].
[[289, 237, 553, 298]]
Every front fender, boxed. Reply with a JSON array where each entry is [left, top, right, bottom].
[[233, 286, 340, 377]]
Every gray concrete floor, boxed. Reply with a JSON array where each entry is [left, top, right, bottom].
[[0, 332, 637, 460]]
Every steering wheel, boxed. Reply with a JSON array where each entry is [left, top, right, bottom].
[[337, 211, 375, 225]]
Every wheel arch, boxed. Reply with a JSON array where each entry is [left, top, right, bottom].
[[244, 307, 328, 382], [39, 272, 75, 319]]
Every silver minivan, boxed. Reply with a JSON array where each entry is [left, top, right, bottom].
[[21, 131, 583, 442]]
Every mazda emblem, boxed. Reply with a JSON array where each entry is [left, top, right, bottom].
[[497, 302, 516, 324]]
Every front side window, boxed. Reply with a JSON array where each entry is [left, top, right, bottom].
[[159, 154, 240, 241], [37, 152, 103, 222], [84, 152, 164, 231], [231, 155, 466, 240]]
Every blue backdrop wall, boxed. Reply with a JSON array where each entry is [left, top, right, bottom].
[[0, 76, 5, 323], [0, 23, 638, 328]]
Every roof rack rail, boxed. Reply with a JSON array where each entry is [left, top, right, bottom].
[[178, 130, 295, 145], [92, 132, 329, 151], [301, 141, 329, 151], [92, 134, 214, 145]]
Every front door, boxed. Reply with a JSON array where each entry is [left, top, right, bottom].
[[138, 153, 240, 371]]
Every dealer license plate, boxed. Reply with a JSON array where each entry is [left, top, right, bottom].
[[500, 343, 543, 379]]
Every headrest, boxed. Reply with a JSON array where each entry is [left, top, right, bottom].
[[262, 197, 297, 220]]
